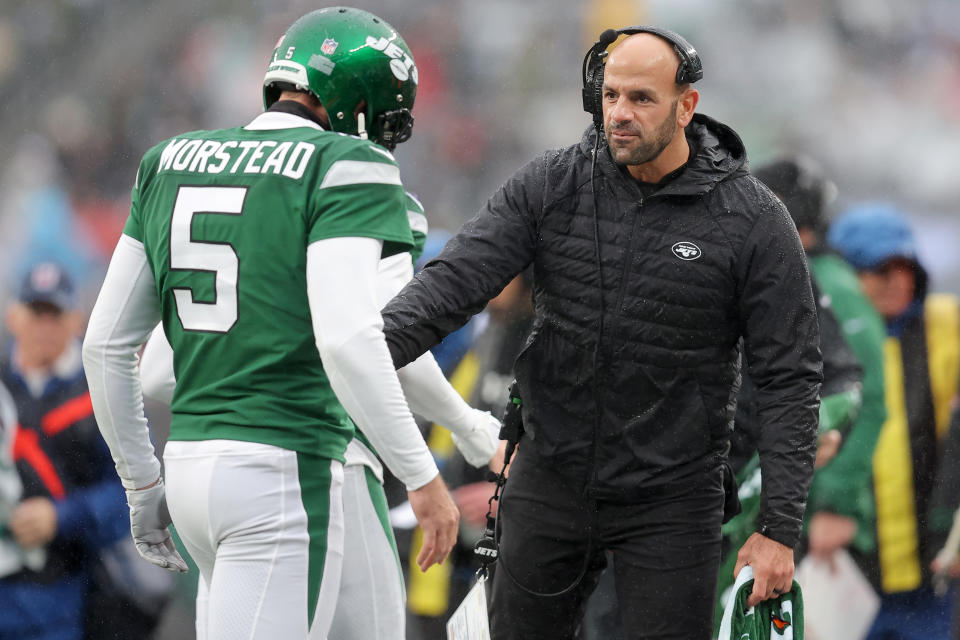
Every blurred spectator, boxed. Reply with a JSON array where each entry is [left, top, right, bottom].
[[829, 204, 959, 640], [754, 158, 887, 569], [0, 379, 45, 582], [0, 262, 170, 640]]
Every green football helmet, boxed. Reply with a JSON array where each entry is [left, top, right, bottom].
[[263, 7, 417, 149]]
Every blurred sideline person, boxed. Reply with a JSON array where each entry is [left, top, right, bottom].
[[0, 263, 143, 640], [829, 204, 959, 640], [82, 8, 460, 640], [753, 159, 887, 571], [380, 28, 821, 639], [138, 190, 501, 640]]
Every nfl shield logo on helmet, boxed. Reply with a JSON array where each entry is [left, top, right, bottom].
[[321, 38, 338, 55]]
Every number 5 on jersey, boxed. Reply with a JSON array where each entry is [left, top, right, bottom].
[[170, 186, 247, 333]]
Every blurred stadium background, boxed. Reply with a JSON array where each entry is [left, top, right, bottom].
[[2, 0, 960, 311], [1, 0, 959, 635]]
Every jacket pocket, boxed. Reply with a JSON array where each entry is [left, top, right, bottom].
[[618, 366, 712, 469]]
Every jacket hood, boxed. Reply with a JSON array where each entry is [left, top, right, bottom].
[[579, 112, 749, 196]]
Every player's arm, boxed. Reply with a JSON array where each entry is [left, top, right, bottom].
[[307, 236, 458, 570], [83, 235, 163, 490], [139, 324, 176, 405], [378, 253, 499, 468], [82, 234, 187, 573]]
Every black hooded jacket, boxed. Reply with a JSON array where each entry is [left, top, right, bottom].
[[383, 114, 822, 547]]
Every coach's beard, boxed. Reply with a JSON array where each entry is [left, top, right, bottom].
[[606, 102, 678, 168]]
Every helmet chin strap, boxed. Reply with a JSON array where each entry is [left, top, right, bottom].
[[357, 112, 368, 140]]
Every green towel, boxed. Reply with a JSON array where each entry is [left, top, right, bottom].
[[717, 566, 803, 639]]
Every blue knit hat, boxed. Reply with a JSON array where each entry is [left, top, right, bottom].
[[827, 203, 918, 271]]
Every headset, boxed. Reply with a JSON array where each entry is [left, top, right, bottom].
[[581, 26, 703, 131]]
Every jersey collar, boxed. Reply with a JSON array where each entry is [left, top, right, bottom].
[[245, 101, 329, 131]]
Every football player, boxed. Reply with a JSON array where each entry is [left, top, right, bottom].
[[138, 188, 502, 640], [84, 8, 463, 639]]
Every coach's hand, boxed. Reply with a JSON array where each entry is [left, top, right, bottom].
[[734, 532, 793, 607], [127, 477, 188, 573], [408, 474, 459, 571]]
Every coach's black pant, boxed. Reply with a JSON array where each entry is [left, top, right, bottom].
[[489, 448, 725, 640]]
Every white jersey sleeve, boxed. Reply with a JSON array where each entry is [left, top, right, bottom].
[[376, 252, 413, 309], [83, 235, 163, 490], [307, 236, 438, 491], [139, 324, 176, 405]]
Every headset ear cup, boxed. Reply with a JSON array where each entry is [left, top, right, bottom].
[[674, 49, 687, 84], [582, 56, 604, 128], [591, 64, 604, 129]]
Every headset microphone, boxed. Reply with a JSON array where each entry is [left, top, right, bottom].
[[597, 28, 619, 48]]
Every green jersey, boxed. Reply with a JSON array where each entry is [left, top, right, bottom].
[[405, 191, 428, 266], [123, 111, 413, 460]]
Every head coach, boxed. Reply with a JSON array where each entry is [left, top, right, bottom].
[[382, 27, 822, 639]]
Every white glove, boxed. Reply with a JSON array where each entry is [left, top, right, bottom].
[[126, 478, 188, 573], [451, 409, 501, 468]]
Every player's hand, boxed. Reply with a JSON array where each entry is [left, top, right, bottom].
[[408, 474, 459, 571], [451, 409, 500, 468], [734, 532, 794, 607], [807, 511, 857, 567], [9, 497, 58, 549], [126, 477, 188, 573]]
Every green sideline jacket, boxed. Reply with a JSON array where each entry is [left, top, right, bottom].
[[806, 252, 888, 552]]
